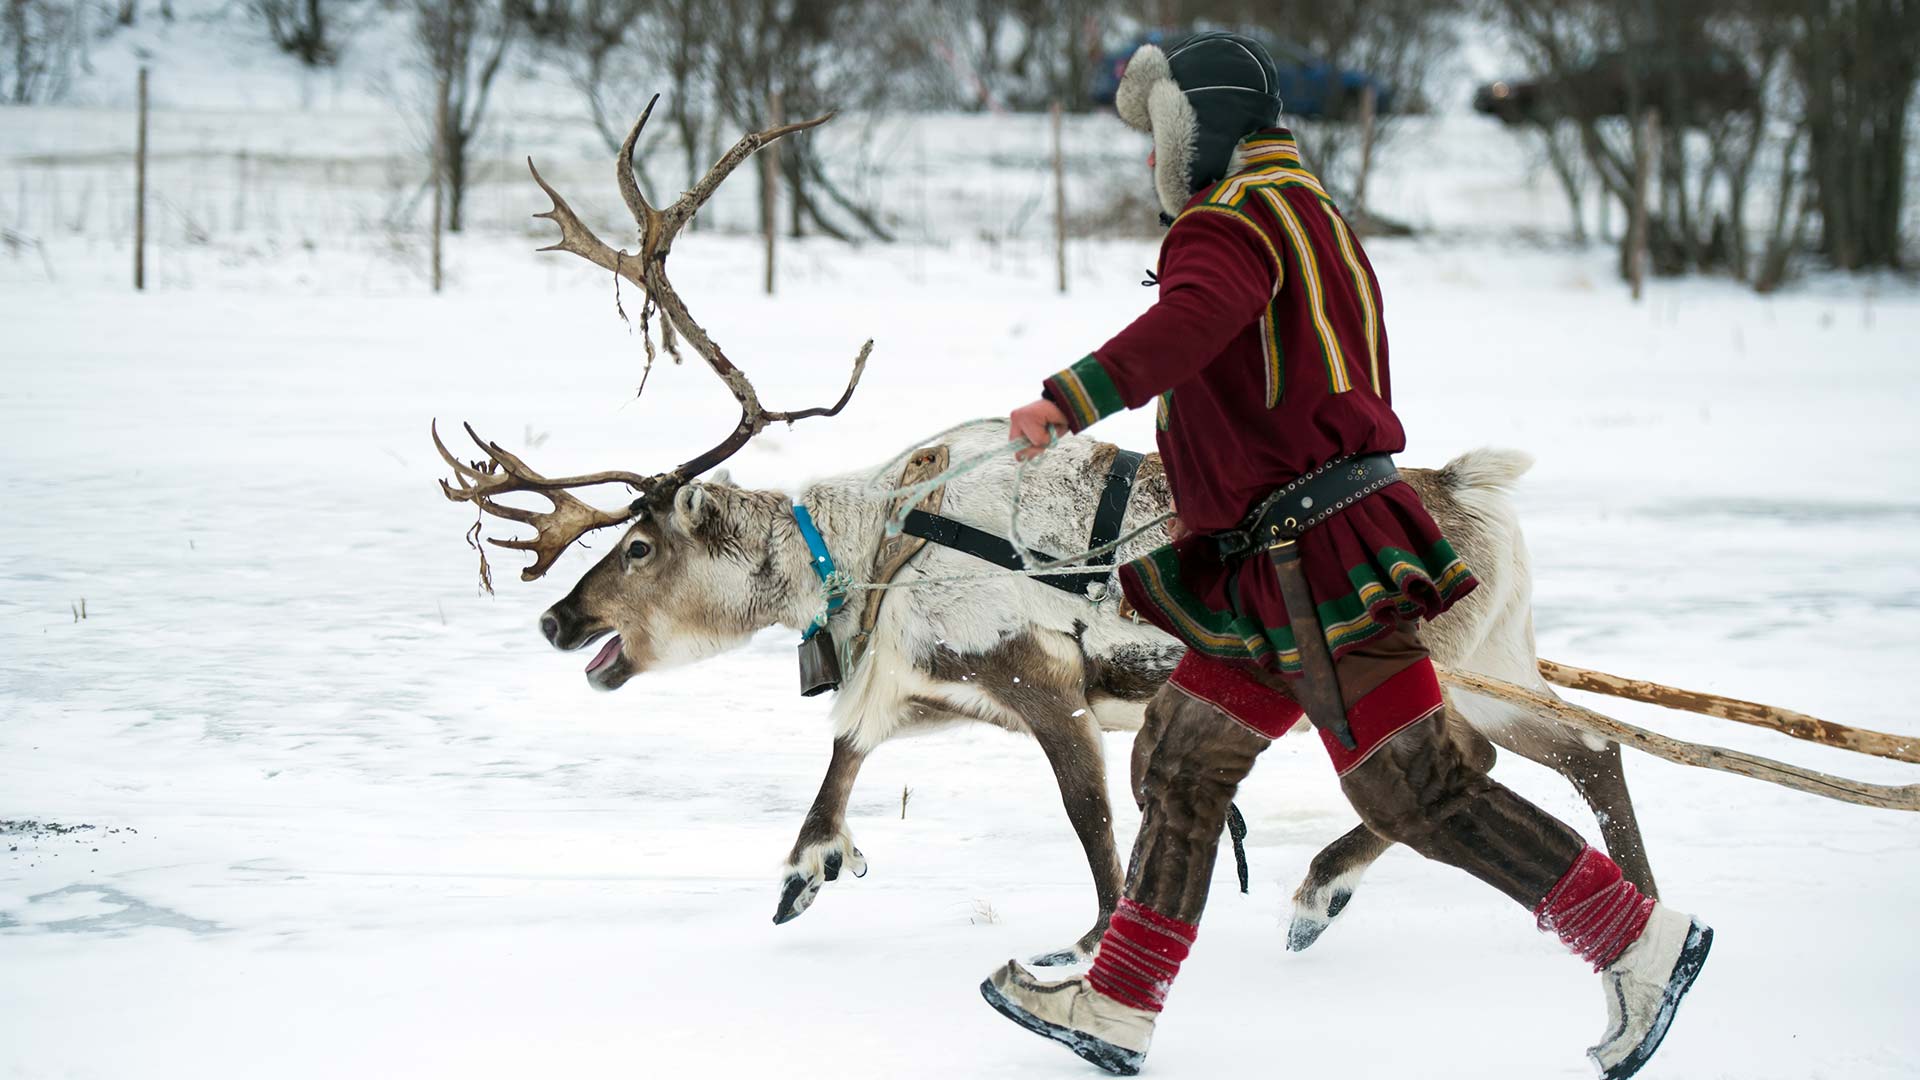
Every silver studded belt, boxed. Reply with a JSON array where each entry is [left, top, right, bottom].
[[1212, 453, 1402, 560]]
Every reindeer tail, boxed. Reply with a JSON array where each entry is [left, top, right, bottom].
[[1437, 447, 1536, 493]]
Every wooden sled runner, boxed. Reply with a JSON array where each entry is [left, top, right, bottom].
[[1436, 663, 1920, 813]]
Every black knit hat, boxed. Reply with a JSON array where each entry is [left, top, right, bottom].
[[1115, 31, 1285, 218]]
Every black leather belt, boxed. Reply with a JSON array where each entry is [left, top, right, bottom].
[[1213, 453, 1401, 559]]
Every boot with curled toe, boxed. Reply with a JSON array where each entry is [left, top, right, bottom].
[[1587, 903, 1714, 1079], [979, 961, 1155, 1076]]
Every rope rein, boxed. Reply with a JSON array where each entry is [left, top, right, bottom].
[[825, 433, 1175, 598], [877, 434, 1033, 537]]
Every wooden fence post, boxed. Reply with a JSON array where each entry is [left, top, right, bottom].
[[1051, 101, 1067, 294], [134, 67, 148, 291], [762, 90, 783, 295], [1352, 83, 1378, 227], [431, 68, 450, 294], [1629, 108, 1656, 301]]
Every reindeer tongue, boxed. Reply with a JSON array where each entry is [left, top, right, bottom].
[[586, 635, 623, 674]]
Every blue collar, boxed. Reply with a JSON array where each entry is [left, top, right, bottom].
[[792, 503, 844, 641]]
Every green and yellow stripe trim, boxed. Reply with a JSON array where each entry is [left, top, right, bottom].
[[1043, 354, 1127, 432], [1121, 537, 1476, 673], [1322, 205, 1381, 394], [1126, 547, 1277, 663], [1210, 165, 1329, 207], [1257, 186, 1352, 394]]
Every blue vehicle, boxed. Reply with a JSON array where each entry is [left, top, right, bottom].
[[1090, 30, 1394, 119]]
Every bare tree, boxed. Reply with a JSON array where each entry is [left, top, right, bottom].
[[936, 0, 1107, 112], [414, 0, 518, 233], [1486, 0, 1915, 284], [4, 0, 84, 104], [1484, 0, 1776, 278], [559, 0, 704, 206], [702, 0, 934, 241], [1792, 0, 1919, 271], [256, 0, 342, 65]]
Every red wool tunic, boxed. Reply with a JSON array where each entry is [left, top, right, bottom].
[[1042, 129, 1475, 674]]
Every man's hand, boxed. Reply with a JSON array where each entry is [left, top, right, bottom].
[[1010, 398, 1070, 462]]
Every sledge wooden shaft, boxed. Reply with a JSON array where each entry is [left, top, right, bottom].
[[1539, 659, 1920, 766], [1439, 669, 1920, 814]]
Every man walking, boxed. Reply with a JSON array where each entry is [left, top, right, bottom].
[[980, 32, 1711, 1079]]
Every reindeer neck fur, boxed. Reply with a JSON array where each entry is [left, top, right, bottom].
[[739, 473, 892, 638]]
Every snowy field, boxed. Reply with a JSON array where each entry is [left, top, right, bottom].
[[5, 89, 1920, 1079]]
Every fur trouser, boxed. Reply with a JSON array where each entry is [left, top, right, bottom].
[[1124, 629, 1588, 924]]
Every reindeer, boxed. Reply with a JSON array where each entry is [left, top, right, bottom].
[[434, 101, 1659, 964]]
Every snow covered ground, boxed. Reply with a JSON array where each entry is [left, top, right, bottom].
[[5, 222, 1919, 1079], [4, 64, 1920, 1079]]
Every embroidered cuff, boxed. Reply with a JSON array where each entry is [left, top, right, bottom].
[[1042, 354, 1127, 432]]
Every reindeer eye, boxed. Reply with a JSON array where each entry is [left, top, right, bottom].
[[626, 540, 653, 560]]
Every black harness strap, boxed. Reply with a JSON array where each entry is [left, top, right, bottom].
[[900, 510, 1090, 595], [1086, 449, 1147, 567], [900, 446, 1150, 599]]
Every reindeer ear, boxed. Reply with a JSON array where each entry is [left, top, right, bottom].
[[708, 468, 734, 487], [671, 483, 718, 535]]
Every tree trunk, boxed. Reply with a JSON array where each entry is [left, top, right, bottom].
[[304, 0, 325, 62], [446, 131, 466, 234], [1799, 0, 1918, 272], [1539, 125, 1588, 244], [9, 0, 38, 105], [1628, 110, 1654, 298], [784, 148, 804, 239], [134, 67, 148, 290]]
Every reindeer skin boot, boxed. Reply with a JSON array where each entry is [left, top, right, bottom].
[[1587, 903, 1714, 1079], [980, 961, 1155, 1076]]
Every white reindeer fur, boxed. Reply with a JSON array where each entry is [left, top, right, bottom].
[[776, 424, 1174, 752]]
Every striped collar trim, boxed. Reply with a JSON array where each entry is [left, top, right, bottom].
[[1234, 129, 1302, 168]]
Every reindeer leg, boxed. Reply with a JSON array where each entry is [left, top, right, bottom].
[[1459, 689, 1662, 899], [926, 632, 1124, 964], [1288, 708, 1497, 951], [1025, 701, 1123, 966], [773, 736, 869, 925], [1559, 741, 1659, 898], [1286, 824, 1394, 952]]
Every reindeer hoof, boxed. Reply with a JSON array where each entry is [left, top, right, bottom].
[[774, 873, 818, 925], [821, 846, 868, 882], [773, 836, 867, 925], [1028, 922, 1105, 968], [1286, 888, 1353, 953]]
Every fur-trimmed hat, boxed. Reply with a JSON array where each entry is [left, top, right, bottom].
[[1116, 31, 1284, 219]]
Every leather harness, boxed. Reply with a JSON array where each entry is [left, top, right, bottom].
[[899, 447, 1147, 600], [807, 445, 1150, 695]]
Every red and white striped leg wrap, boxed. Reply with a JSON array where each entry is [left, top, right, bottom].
[[1086, 899, 1197, 1013], [1535, 845, 1656, 972]]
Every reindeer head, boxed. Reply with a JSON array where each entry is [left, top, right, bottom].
[[434, 97, 870, 690], [533, 477, 812, 689]]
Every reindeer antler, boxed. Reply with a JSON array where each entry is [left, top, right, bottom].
[[432, 420, 646, 584], [437, 97, 871, 588], [527, 95, 873, 487]]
